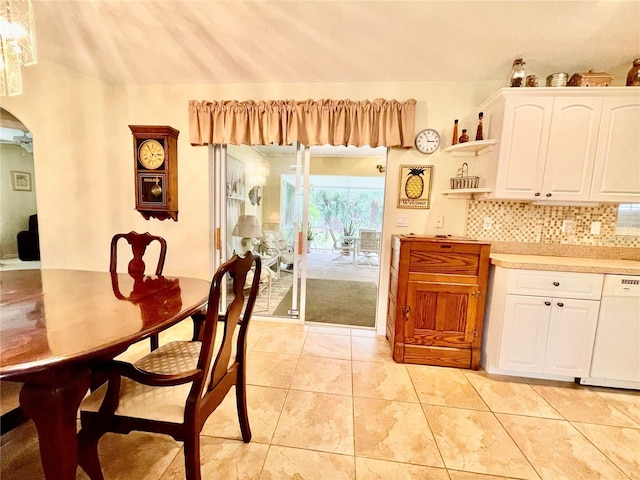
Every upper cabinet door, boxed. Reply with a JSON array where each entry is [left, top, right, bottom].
[[590, 96, 640, 203], [494, 97, 553, 199], [542, 97, 602, 202]]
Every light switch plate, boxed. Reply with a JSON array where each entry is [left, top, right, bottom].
[[590, 221, 601, 235], [396, 214, 409, 227]]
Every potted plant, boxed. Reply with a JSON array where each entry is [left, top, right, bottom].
[[341, 221, 355, 255], [307, 223, 316, 253]]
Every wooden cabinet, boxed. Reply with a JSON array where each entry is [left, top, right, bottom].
[[387, 235, 491, 369], [479, 88, 640, 203], [484, 267, 604, 379]]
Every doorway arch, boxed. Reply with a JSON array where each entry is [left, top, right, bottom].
[[0, 108, 37, 262]]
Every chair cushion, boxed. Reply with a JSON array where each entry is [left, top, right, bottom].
[[81, 341, 202, 424]]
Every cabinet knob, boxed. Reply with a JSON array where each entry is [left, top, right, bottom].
[[402, 305, 410, 319], [534, 192, 541, 197], [546, 193, 552, 197], [544, 301, 552, 306], [553, 282, 560, 287], [557, 302, 564, 307]]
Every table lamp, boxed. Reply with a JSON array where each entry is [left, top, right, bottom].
[[232, 215, 263, 253]]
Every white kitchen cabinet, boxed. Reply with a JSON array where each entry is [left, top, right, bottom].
[[479, 88, 640, 203], [499, 295, 600, 376], [590, 96, 640, 202], [483, 267, 604, 380]]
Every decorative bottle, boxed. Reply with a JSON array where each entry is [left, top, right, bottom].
[[510, 58, 526, 87], [475, 112, 483, 141], [626, 58, 640, 86], [452, 119, 459, 145], [459, 129, 469, 144]]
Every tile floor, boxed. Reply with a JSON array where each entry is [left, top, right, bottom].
[[2, 320, 639, 480]]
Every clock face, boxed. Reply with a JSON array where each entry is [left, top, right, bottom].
[[138, 139, 165, 169], [415, 129, 440, 154]]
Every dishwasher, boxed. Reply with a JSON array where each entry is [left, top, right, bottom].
[[580, 274, 640, 390]]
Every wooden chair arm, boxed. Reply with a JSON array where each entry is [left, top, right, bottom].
[[107, 360, 204, 387]]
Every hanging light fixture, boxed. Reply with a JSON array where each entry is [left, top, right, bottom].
[[0, 0, 37, 96]]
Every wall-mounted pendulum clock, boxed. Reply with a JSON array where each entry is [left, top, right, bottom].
[[129, 125, 179, 221]]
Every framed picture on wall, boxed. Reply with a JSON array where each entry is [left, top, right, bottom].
[[397, 165, 433, 209], [11, 171, 32, 192]]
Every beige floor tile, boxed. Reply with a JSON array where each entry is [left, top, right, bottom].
[[308, 324, 352, 336], [1, 424, 181, 480], [351, 336, 393, 363], [355, 457, 449, 479], [529, 380, 639, 427], [302, 332, 352, 360], [497, 413, 630, 480], [272, 390, 354, 455], [463, 371, 562, 418], [290, 355, 353, 395], [201, 385, 287, 444], [448, 471, 525, 480], [354, 397, 443, 467], [252, 330, 308, 354], [246, 351, 300, 388], [424, 405, 540, 480], [260, 445, 355, 480], [407, 365, 488, 410], [572, 422, 640, 479], [592, 387, 640, 425], [160, 437, 269, 480], [349, 329, 378, 338], [352, 361, 418, 402]]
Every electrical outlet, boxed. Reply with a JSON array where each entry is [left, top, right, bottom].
[[590, 221, 601, 235], [396, 214, 409, 227], [562, 220, 574, 233], [434, 215, 444, 229], [483, 217, 493, 230]]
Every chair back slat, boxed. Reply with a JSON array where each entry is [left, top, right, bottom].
[[110, 231, 167, 276], [194, 252, 261, 400]]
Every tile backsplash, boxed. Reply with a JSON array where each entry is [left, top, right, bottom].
[[466, 201, 639, 248]]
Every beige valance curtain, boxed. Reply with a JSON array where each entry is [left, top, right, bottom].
[[188, 98, 416, 148]]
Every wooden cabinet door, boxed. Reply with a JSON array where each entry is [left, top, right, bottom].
[[542, 97, 602, 201], [590, 96, 640, 202], [495, 97, 553, 199], [405, 281, 479, 349], [543, 298, 600, 377], [498, 295, 551, 373]]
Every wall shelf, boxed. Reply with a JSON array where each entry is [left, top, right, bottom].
[[444, 139, 497, 157], [441, 188, 492, 198]]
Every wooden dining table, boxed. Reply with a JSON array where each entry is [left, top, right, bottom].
[[0, 269, 211, 480]]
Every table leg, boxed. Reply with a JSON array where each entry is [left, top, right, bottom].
[[19, 368, 92, 480]]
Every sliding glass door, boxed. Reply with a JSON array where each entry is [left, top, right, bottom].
[[211, 143, 386, 328]]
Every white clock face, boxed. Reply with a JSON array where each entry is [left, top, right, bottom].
[[415, 129, 440, 154], [138, 139, 165, 169]]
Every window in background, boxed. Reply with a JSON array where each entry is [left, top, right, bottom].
[[616, 204, 640, 236]]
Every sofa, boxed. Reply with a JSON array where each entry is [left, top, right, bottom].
[[17, 214, 40, 261]]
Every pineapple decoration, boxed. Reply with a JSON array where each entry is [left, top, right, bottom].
[[405, 167, 426, 199]]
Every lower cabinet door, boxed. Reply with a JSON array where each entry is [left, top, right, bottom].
[[498, 295, 551, 373], [543, 298, 600, 377]]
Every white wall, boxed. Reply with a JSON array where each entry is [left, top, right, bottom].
[[3, 59, 502, 331]]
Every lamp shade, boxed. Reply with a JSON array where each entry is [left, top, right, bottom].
[[232, 215, 263, 238]]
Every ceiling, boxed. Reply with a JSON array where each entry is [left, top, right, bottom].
[[33, 1, 639, 87]]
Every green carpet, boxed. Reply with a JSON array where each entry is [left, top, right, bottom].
[[273, 278, 377, 327]]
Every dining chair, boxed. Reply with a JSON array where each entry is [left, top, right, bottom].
[[356, 229, 381, 266], [110, 232, 167, 350], [78, 252, 261, 480]]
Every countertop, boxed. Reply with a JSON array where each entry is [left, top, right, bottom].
[[490, 253, 640, 276]]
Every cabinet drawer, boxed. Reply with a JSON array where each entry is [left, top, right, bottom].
[[507, 269, 604, 300]]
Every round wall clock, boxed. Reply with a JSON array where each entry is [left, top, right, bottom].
[[138, 139, 165, 169], [415, 129, 441, 154]]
